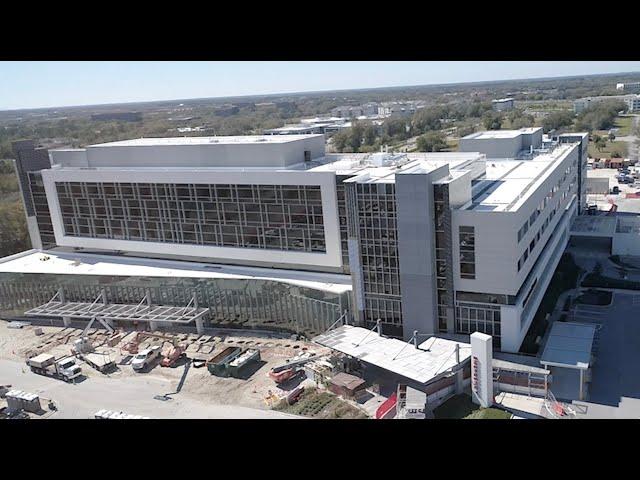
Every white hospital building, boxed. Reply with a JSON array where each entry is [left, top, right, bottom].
[[2, 128, 588, 353]]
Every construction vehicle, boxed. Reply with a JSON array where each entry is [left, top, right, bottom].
[[132, 345, 162, 372], [227, 348, 261, 378], [206, 346, 242, 377], [161, 344, 187, 367], [26, 353, 82, 382], [268, 351, 316, 384]]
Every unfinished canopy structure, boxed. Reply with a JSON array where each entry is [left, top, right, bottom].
[[24, 288, 210, 333]]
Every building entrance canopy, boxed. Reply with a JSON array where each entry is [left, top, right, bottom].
[[313, 325, 471, 385], [540, 321, 596, 370]]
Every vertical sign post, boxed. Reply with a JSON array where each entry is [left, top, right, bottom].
[[470, 332, 493, 408]]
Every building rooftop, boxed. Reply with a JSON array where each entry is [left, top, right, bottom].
[[462, 127, 540, 141], [464, 143, 574, 212], [89, 135, 322, 147], [0, 249, 352, 294]]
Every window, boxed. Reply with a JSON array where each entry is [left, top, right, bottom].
[[459, 226, 476, 280]]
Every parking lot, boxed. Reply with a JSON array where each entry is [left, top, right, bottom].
[[564, 292, 640, 408], [587, 168, 640, 214]]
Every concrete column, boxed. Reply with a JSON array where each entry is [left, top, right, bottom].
[[471, 332, 494, 408], [149, 321, 159, 332], [195, 317, 204, 335], [455, 368, 464, 394], [63, 316, 71, 327]]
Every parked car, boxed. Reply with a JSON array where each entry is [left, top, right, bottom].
[[132, 345, 162, 371]]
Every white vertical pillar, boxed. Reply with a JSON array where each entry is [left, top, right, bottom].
[[63, 316, 71, 327], [471, 332, 493, 408], [195, 317, 204, 335]]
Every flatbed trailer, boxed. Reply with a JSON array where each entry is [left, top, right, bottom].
[[206, 346, 242, 377], [79, 352, 116, 373]]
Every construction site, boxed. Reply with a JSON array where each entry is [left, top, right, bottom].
[[0, 315, 388, 419]]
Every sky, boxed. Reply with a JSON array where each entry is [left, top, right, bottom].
[[1, 61, 640, 111]]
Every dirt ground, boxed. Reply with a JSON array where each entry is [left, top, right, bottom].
[[0, 321, 340, 413]]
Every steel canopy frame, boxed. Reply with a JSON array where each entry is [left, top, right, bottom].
[[24, 291, 209, 325]]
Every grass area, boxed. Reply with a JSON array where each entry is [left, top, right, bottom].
[[575, 289, 612, 306], [588, 140, 628, 159], [273, 387, 368, 419], [519, 253, 583, 355], [434, 394, 511, 419], [614, 116, 633, 136]]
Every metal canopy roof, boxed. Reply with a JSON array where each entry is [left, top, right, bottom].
[[313, 325, 471, 385], [540, 322, 596, 370], [24, 300, 209, 324]]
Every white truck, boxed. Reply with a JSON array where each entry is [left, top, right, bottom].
[[26, 353, 82, 382], [131, 345, 162, 372]]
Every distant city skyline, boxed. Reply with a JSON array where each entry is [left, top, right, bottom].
[[1, 61, 640, 111]]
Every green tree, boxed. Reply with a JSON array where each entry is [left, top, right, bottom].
[[363, 124, 378, 146], [0, 201, 30, 257], [482, 112, 503, 130], [541, 111, 574, 133], [416, 131, 448, 152], [507, 110, 535, 129], [332, 131, 348, 152]]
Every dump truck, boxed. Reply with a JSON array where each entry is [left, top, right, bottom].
[[227, 348, 261, 378], [206, 346, 242, 377], [26, 353, 82, 382]]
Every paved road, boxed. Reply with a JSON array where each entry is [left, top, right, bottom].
[[0, 359, 301, 419]]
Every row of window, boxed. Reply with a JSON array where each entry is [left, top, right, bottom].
[[517, 159, 577, 244], [56, 182, 323, 203], [518, 203, 558, 272], [56, 181, 327, 253]]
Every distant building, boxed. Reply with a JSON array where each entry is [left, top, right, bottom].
[[616, 82, 640, 93], [573, 94, 631, 113], [625, 95, 640, 112], [264, 117, 351, 136], [492, 98, 515, 112], [377, 101, 423, 117], [91, 111, 142, 122]]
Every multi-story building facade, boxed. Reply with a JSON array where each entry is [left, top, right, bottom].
[[573, 94, 632, 113], [625, 95, 640, 113], [4, 131, 588, 353]]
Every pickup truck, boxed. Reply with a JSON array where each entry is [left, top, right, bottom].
[[26, 353, 82, 382], [131, 345, 162, 372]]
